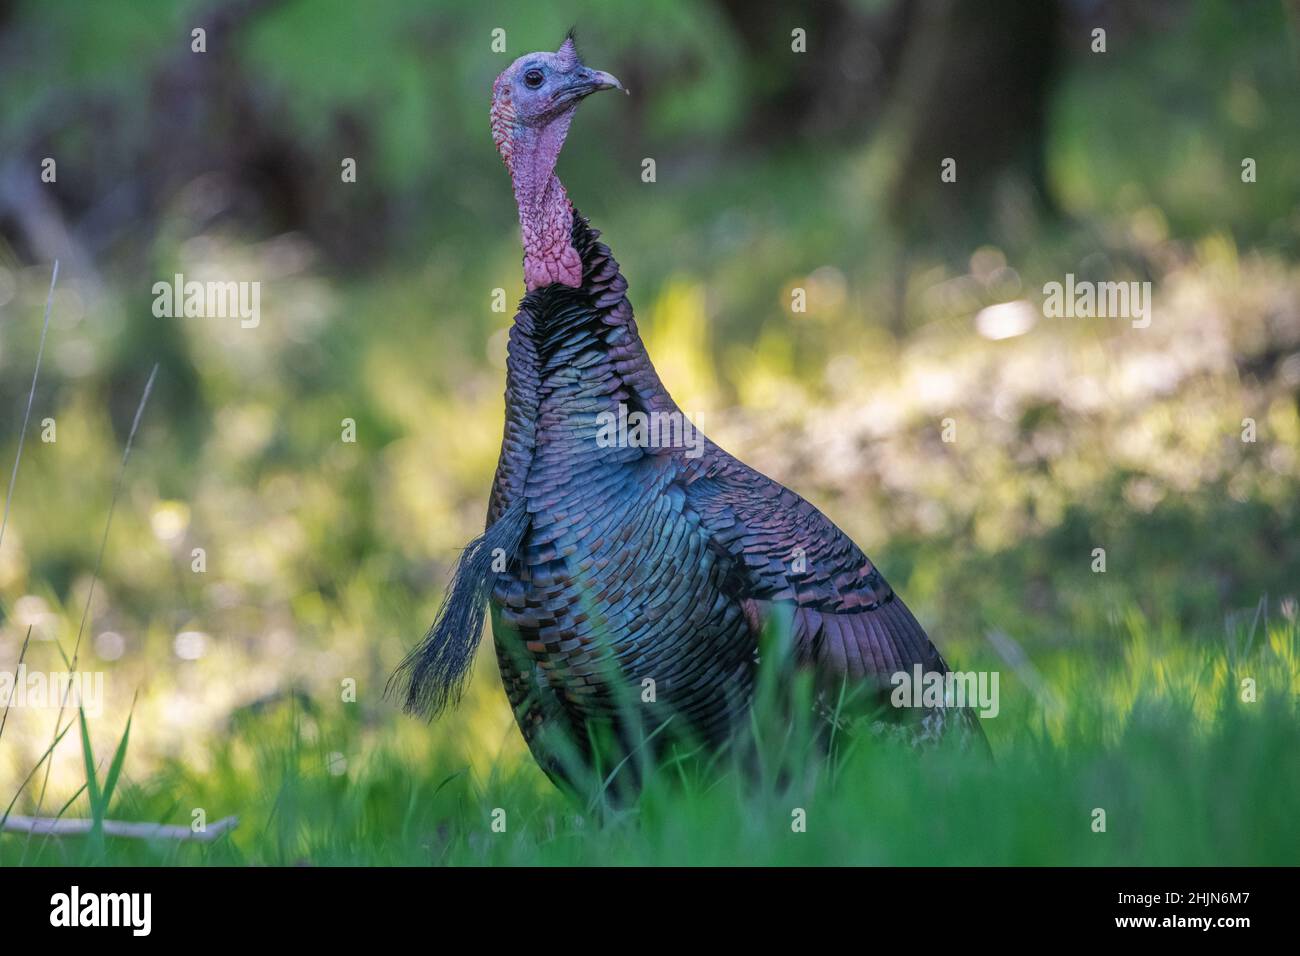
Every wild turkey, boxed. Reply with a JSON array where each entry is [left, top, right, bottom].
[[391, 33, 985, 791]]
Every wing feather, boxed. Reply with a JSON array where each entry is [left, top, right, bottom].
[[682, 444, 950, 690]]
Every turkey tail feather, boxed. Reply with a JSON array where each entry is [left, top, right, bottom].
[[387, 498, 529, 719]]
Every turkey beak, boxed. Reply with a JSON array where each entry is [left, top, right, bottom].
[[574, 67, 626, 97]]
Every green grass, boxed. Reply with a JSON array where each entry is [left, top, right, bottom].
[[4, 608, 1296, 867]]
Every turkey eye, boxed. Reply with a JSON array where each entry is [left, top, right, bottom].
[[524, 69, 544, 89]]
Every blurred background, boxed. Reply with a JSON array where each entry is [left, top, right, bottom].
[[1, 0, 1298, 851]]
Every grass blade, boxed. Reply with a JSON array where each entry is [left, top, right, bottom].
[[0, 260, 58, 555], [77, 707, 102, 822], [100, 698, 135, 814]]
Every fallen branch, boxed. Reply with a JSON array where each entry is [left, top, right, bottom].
[[1, 815, 238, 843]]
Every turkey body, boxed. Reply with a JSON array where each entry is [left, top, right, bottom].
[[485, 213, 967, 789]]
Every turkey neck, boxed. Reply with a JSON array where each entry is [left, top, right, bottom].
[[507, 114, 583, 291], [495, 213, 682, 516]]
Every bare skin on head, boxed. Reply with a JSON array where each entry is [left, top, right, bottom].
[[490, 35, 623, 291]]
